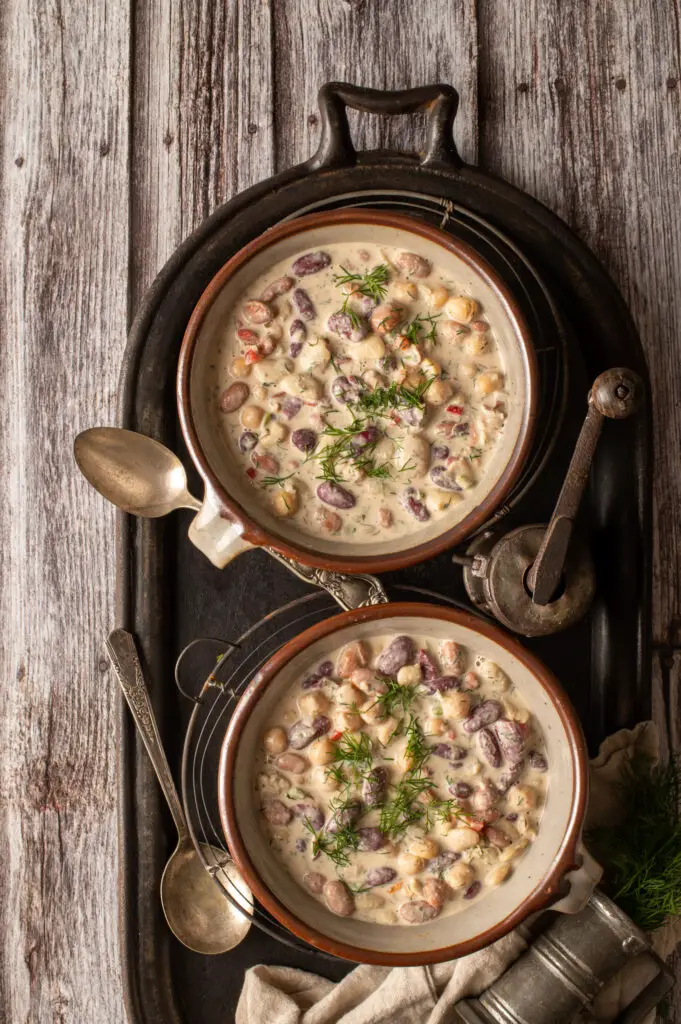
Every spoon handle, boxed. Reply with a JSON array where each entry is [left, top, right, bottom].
[[106, 628, 189, 842]]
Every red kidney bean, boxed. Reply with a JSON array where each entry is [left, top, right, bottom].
[[429, 465, 462, 491], [431, 445, 450, 461], [219, 382, 249, 413], [260, 275, 294, 301], [280, 396, 302, 419], [355, 294, 377, 316], [376, 635, 415, 675], [426, 675, 461, 694], [327, 311, 369, 342], [292, 251, 331, 276], [462, 699, 503, 733], [262, 799, 292, 825], [357, 826, 385, 851], [471, 779, 499, 813], [399, 900, 440, 924], [300, 673, 321, 689], [295, 838, 307, 853], [478, 728, 502, 768], [238, 430, 259, 452], [417, 648, 439, 681], [294, 803, 325, 830], [506, 813, 519, 822], [291, 428, 317, 453], [331, 374, 363, 404], [449, 781, 472, 799], [323, 880, 355, 917], [486, 826, 512, 849], [237, 327, 260, 346], [455, 422, 470, 436], [528, 750, 548, 771], [276, 753, 307, 773], [463, 881, 482, 900], [365, 866, 396, 888], [431, 743, 453, 758], [327, 799, 362, 834], [317, 660, 333, 677], [257, 334, 278, 357], [361, 766, 387, 807], [288, 717, 328, 750], [427, 851, 461, 876], [401, 489, 430, 522], [292, 288, 315, 321], [422, 877, 447, 910], [498, 766, 522, 792], [251, 451, 279, 474], [399, 406, 425, 428], [495, 719, 525, 765], [395, 252, 432, 278], [448, 746, 468, 761], [289, 318, 306, 357], [317, 481, 356, 509], [243, 300, 273, 324], [303, 871, 327, 894]]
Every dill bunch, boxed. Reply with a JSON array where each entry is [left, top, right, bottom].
[[587, 753, 681, 932]]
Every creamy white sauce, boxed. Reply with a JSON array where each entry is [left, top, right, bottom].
[[208, 243, 509, 545], [255, 632, 547, 926]]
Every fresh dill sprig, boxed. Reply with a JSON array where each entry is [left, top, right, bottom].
[[370, 677, 422, 718], [330, 731, 374, 785], [402, 312, 441, 346], [303, 815, 360, 868], [333, 263, 390, 305], [379, 716, 435, 838], [261, 470, 296, 489], [587, 753, 681, 932], [351, 376, 435, 417], [314, 417, 389, 483]]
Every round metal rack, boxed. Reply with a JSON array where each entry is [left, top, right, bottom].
[[180, 585, 472, 957]]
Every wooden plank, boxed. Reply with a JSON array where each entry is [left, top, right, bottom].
[[272, 0, 479, 173], [477, 0, 681, 645], [0, 1, 130, 1021], [131, 0, 275, 305]]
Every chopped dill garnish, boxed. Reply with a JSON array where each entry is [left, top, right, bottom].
[[304, 814, 360, 867], [313, 417, 389, 483], [351, 376, 435, 417], [330, 731, 374, 785], [333, 263, 390, 305], [261, 470, 296, 489], [379, 716, 435, 838], [402, 312, 441, 346], [370, 678, 422, 718]]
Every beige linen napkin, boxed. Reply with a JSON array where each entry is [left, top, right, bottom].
[[237, 722, 677, 1024]]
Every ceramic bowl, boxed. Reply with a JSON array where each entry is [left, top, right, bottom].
[[177, 210, 538, 573], [218, 602, 591, 965]]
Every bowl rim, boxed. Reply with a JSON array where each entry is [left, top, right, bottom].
[[177, 209, 539, 573], [218, 601, 588, 965]]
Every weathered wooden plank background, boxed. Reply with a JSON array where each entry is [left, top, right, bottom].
[[1, 1, 679, 1021]]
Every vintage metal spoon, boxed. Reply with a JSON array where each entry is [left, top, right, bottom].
[[74, 426, 388, 609], [106, 628, 253, 953]]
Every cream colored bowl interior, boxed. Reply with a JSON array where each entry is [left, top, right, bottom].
[[229, 614, 579, 955], [190, 219, 533, 557]]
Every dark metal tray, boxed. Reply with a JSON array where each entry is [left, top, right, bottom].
[[116, 84, 651, 1024]]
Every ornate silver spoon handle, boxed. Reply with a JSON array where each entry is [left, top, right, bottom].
[[106, 628, 189, 842], [267, 550, 389, 610]]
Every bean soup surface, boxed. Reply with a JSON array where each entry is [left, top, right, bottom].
[[210, 242, 510, 544], [255, 632, 548, 926]]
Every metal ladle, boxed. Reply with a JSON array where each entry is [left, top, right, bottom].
[[106, 628, 253, 953], [74, 426, 387, 609]]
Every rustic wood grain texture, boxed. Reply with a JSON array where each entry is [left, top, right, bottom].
[[1, 1, 680, 1021]]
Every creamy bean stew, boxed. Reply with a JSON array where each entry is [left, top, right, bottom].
[[255, 633, 547, 925], [213, 243, 509, 544]]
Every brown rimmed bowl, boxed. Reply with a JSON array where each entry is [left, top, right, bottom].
[[218, 601, 589, 965], [177, 210, 538, 574]]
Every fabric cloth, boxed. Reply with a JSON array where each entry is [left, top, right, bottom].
[[237, 722, 676, 1024]]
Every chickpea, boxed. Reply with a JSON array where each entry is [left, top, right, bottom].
[[334, 709, 363, 732], [474, 371, 505, 396], [363, 370, 386, 390], [425, 378, 452, 406], [393, 280, 418, 300], [312, 765, 339, 792], [442, 692, 471, 719], [445, 862, 475, 890], [336, 683, 363, 708], [262, 727, 288, 754], [465, 332, 488, 356], [439, 320, 469, 344], [231, 356, 251, 378], [308, 737, 335, 766], [420, 357, 442, 377], [448, 827, 481, 852], [375, 717, 399, 745], [478, 660, 509, 691], [396, 745, 417, 772], [508, 785, 538, 811], [271, 486, 298, 517], [446, 296, 479, 322], [241, 404, 264, 428], [426, 716, 446, 735], [504, 703, 530, 724], [409, 836, 439, 859], [359, 699, 386, 724], [252, 384, 267, 401], [453, 460, 475, 490], [397, 665, 421, 686], [350, 668, 387, 695], [370, 303, 403, 335], [375, 908, 398, 925], [426, 489, 460, 513], [401, 346, 423, 367], [398, 852, 426, 875], [499, 838, 529, 863], [260, 420, 288, 447], [485, 864, 512, 888], [298, 691, 329, 716], [353, 335, 386, 361], [427, 285, 449, 309]]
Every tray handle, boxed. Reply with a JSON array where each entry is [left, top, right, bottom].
[[311, 82, 461, 171]]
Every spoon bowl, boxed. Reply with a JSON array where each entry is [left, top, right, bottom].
[[74, 427, 200, 517]]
